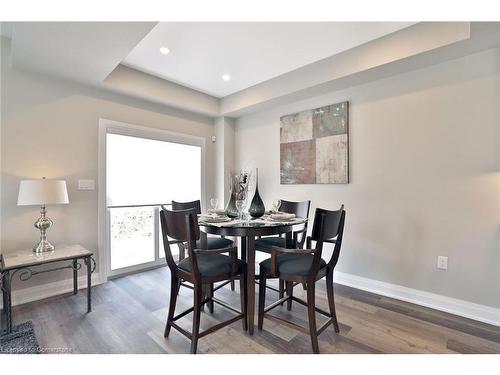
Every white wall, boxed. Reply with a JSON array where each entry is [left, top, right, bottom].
[[235, 47, 500, 308], [1, 38, 216, 289]]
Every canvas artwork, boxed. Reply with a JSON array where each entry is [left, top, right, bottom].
[[280, 101, 349, 184]]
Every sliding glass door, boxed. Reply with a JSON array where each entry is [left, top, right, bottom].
[[106, 130, 202, 276]]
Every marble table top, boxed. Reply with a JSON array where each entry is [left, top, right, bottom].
[[1, 244, 93, 271], [198, 215, 308, 228]]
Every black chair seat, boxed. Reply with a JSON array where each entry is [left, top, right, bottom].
[[260, 253, 326, 276], [255, 237, 286, 252], [178, 254, 245, 278], [196, 237, 233, 250]]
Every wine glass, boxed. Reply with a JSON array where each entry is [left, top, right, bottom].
[[210, 197, 219, 211], [209, 197, 219, 218], [235, 199, 246, 220], [272, 199, 281, 213]]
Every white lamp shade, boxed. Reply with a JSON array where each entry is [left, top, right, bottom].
[[17, 179, 69, 206]]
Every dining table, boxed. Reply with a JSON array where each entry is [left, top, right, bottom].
[[198, 215, 308, 335]]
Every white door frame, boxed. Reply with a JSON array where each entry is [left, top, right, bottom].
[[97, 118, 207, 282]]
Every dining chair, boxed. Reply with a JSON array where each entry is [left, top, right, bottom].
[[257, 205, 345, 354], [160, 208, 247, 354], [171, 200, 236, 294], [171, 200, 234, 257], [255, 199, 311, 303]]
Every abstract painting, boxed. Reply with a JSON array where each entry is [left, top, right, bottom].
[[280, 101, 349, 184]]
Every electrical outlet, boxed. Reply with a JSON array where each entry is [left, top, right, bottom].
[[437, 256, 448, 270]]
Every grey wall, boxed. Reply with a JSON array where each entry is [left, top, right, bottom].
[[214, 117, 235, 205], [1, 38, 216, 289], [2, 36, 500, 309], [235, 47, 500, 308]]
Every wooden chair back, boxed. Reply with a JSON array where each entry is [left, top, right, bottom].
[[280, 199, 310, 218], [159, 207, 201, 276], [172, 200, 202, 214], [309, 205, 346, 275], [279, 199, 311, 248]]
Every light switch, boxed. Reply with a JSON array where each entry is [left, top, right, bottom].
[[78, 179, 95, 190]]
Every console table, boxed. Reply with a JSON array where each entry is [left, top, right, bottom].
[[0, 244, 96, 334]]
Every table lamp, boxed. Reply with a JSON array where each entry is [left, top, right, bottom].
[[17, 178, 69, 253]]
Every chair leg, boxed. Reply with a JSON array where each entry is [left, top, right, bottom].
[[200, 285, 205, 312], [326, 270, 340, 333], [191, 283, 203, 354], [279, 279, 285, 305], [231, 279, 235, 291], [207, 283, 214, 314], [239, 271, 248, 331], [164, 274, 180, 338], [258, 267, 267, 330], [286, 281, 294, 311], [306, 281, 319, 354]]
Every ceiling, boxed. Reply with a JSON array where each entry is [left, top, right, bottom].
[[8, 22, 156, 84], [123, 22, 415, 97], [4, 22, 497, 118]]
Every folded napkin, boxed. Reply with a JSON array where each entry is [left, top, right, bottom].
[[270, 212, 296, 221]]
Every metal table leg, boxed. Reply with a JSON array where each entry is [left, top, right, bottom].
[[1, 270, 12, 334], [73, 259, 78, 295], [85, 257, 92, 313], [7, 273, 12, 333], [1, 271, 6, 332]]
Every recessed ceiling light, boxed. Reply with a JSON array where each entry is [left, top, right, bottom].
[[159, 47, 170, 55], [222, 74, 231, 81]]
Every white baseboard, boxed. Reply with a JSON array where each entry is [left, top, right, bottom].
[[0, 273, 102, 309], [333, 271, 500, 327], [2, 270, 498, 328]]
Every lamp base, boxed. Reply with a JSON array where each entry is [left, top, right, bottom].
[[33, 205, 55, 254], [33, 239, 55, 254]]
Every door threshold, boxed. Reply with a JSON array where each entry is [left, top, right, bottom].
[[108, 263, 167, 280]]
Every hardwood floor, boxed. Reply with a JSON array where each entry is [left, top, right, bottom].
[[9, 267, 500, 354]]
